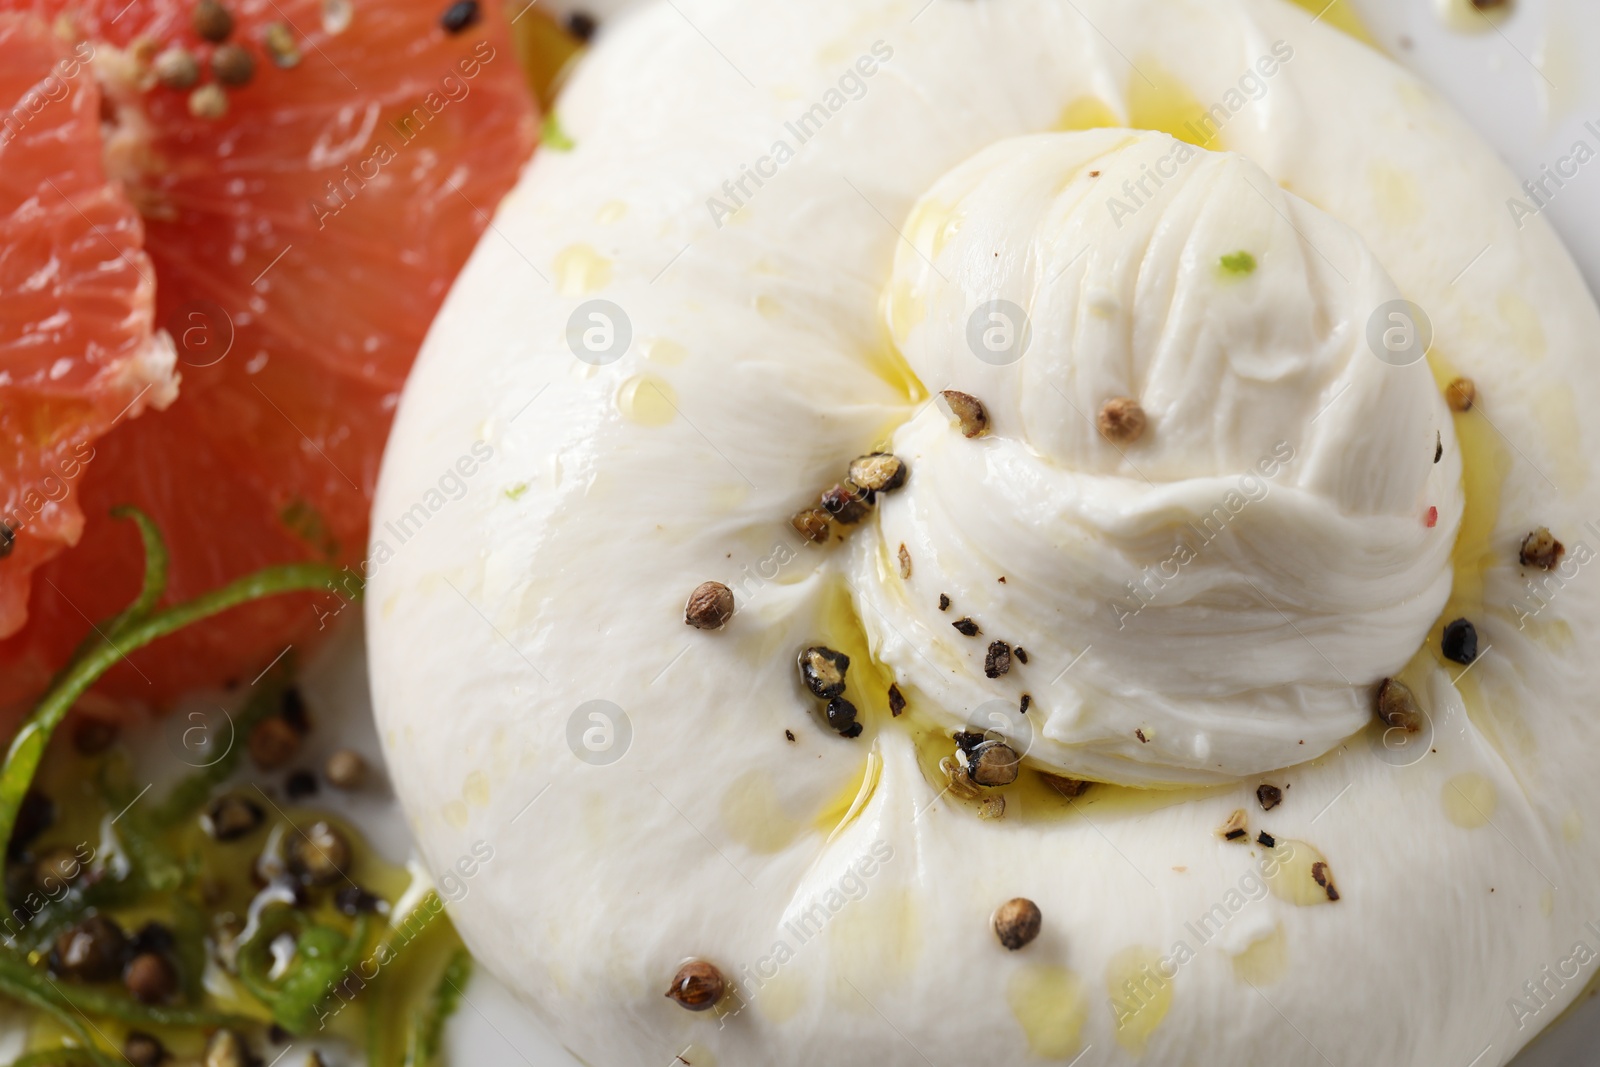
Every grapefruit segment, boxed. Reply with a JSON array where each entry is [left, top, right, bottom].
[[0, 0, 539, 708]]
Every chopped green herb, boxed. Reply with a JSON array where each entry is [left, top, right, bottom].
[[1220, 250, 1257, 275], [504, 482, 529, 501]]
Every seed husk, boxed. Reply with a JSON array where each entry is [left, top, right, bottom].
[[979, 795, 1006, 819], [684, 580, 734, 630], [1256, 831, 1276, 848], [192, 0, 235, 42], [1375, 678, 1423, 733], [993, 897, 1042, 950], [249, 716, 300, 770], [1041, 771, 1089, 799], [897, 543, 911, 579], [1097, 397, 1146, 445], [826, 697, 862, 739], [53, 915, 127, 982], [1311, 861, 1340, 901], [952, 617, 980, 637], [790, 508, 831, 544], [285, 820, 352, 886], [188, 83, 228, 119], [124, 952, 178, 1004], [887, 683, 905, 717], [966, 740, 1020, 787], [665, 960, 724, 1011], [152, 46, 200, 89], [1256, 784, 1283, 811], [939, 755, 984, 800], [1019, 694, 1031, 715], [1520, 527, 1564, 570], [325, 748, 368, 790], [939, 390, 989, 438], [984, 640, 1012, 678], [203, 1029, 252, 1067], [1434, 431, 1443, 464], [798, 646, 849, 699], [262, 22, 301, 67], [124, 1032, 166, 1067], [203, 794, 264, 842], [820, 483, 871, 524], [211, 43, 256, 86], [1445, 377, 1476, 413], [438, 0, 481, 33], [938, 593, 950, 612], [1013, 647, 1028, 664], [848, 453, 908, 494], [1441, 618, 1478, 665], [1218, 809, 1248, 841]]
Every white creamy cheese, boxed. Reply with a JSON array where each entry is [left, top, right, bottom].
[[368, 1, 1600, 1065]]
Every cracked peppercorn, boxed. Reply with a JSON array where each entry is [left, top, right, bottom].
[[993, 898, 1042, 951]]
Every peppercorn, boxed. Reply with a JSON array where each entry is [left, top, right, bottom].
[[279, 686, 311, 734], [192, 0, 234, 42], [965, 740, 1019, 787], [211, 43, 256, 87], [152, 46, 200, 89], [203, 794, 264, 842], [848, 452, 908, 494], [665, 960, 724, 1011], [262, 22, 300, 68], [124, 1032, 166, 1067], [984, 640, 1012, 678], [887, 683, 905, 717], [284, 769, 319, 800], [826, 697, 863, 739], [439, 0, 480, 33], [1520, 527, 1564, 570], [129, 921, 175, 958], [821, 483, 871, 524], [1445, 377, 1476, 413], [938, 593, 950, 611], [565, 10, 597, 40], [325, 748, 368, 790], [790, 508, 831, 544], [124, 952, 178, 1004], [1256, 831, 1276, 849], [939, 390, 990, 438], [952, 617, 980, 637], [798, 646, 849, 699], [1097, 397, 1146, 444], [249, 716, 300, 770], [285, 820, 352, 886], [335, 884, 383, 916], [188, 83, 228, 119], [684, 581, 734, 630], [993, 897, 1041, 951], [52, 915, 127, 982], [1256, 784, 1282, 812], [1013, 647, 1028, 664], [1375, 678, 1424, 732], [1441, 618, 1478, 665]]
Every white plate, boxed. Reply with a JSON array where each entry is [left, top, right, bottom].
[[333, 1, 1600, 1063]]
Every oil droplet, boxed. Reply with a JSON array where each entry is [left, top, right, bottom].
[[441, 799, 469, 829], [1499, 292, 1547, 361], [617, 375, 677, 427], [1264, 840, 1339, 906], [1444, 772, 1498, 829], [1564, 809, 1583, 843], [463, 769, 490, 808], [554, 243, 613, 296], [1231, 924, 1288, 986], [1128, 60, 1218, 149], [887, 281, 926, 345], [1105, 945, 1173, 1053], [904, 197, 962, 260], [829, 886, 920, 987], [1008, 965, 1088, 1060], [1055, 95, 1120, 132], [721, 769, 802, 854], [643, 338, 688, 365], [1541, 888, 1556, 917], [596, 200, 628, 224]]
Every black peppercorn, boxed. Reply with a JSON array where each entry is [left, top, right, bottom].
[[1441, 618, 1478, 665]]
